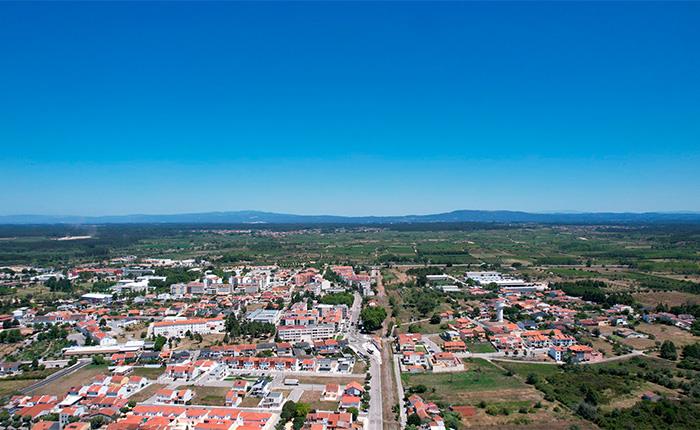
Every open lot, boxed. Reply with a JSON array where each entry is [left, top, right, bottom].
[[633, 291, 700, 307], [467, 341, 497, 354], [129, 383, 166, 403], [636, 322, 700, 347], [39, 364, 110, 397], [402, 358, 590, 429], [401, 358, 526, 404], [295, 375, 362, 386], [185, 385, 231, 406], [299, 390, 339, 411], [130, 366, 166, 380], [599, 322, 700, 353], [0, 378, 40, 398]]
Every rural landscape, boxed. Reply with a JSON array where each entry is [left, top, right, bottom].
[[2, 1, 699, 430], [1, 219, 700, 430]]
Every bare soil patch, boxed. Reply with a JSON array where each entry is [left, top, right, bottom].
[[40, 365, 109, 397], [299, 390, 339, 411], [129, 383, 166, 403], [633, 291, 700, 307]]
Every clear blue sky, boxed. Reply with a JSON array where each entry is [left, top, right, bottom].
[[1, 2, 699, 216]]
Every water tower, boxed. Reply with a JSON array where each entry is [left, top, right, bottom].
[[495, 301, 504, 322]]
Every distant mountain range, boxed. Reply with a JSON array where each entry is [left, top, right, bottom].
[[1, 210, 700, 225]]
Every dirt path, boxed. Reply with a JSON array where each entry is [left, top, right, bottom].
[[380, 339, 400, 430], [374, 269, 401, 430]]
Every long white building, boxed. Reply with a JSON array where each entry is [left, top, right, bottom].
[[151, 317, 225, 338], [276, 324, 336, 342]]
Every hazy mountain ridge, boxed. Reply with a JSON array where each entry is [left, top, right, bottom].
[[1, 210, 700, 225]]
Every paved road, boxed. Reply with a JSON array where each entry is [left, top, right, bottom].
[[21, 359, 91, 394]]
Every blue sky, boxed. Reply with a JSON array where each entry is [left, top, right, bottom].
[[1, 2, 699, 216]]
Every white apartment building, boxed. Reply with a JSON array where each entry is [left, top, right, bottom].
[[151, 317, 225, 338], [276, 324, 336, 343]]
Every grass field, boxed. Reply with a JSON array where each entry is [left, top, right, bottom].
[[0, 378, 40, 398], [401, 358, 525, 404], [467, 341, 497, 353], [130, 366, 165, 380], [186, 385, 231, 406]]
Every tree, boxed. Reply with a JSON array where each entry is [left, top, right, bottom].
[[429, 314, 441, 325], [153, 335, 167, 352], [576, 402, 598, 421], [691, 320, 700, 336], [45, 277, 72, 292], [360, 306, 387, 332], [414, 294, 438, 316], [280, 400, 297, 422], [295, 402, 311, 418], [407, 413, 422, 427], [347, 407, 359, 421], [443, 411, 462, 430], [660, 340, 678, 361]]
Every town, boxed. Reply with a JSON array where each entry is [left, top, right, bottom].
[[2, 227, 700, 430]]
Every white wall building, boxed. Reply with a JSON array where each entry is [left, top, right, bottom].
[[277, 324, 336, 342], [151, 317, 225, 338]]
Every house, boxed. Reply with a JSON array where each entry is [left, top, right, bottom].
[[32, 422, 60, 430], [304, 412, 354, 430], [64, 423, 91, 430], [250, 378, 271, 397], [397, 334, 422, 352], [0, 361, 21, 375], [431, 352, 462, 368], [259, 392, 284, 408], [401, 351, 428, 367], [568, 345, 603, 363], [548, 346, 566, 362], [442, 340, 467, 352], [343, 381, 364, 397], [155, 389, 193, 404], [322, 384, 341, 401], [339, 395, 361, 410], [225, 390, 242, 407]]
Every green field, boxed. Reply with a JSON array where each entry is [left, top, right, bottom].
[[467, 341, 497, 353], [401, 358, 525, 403]]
